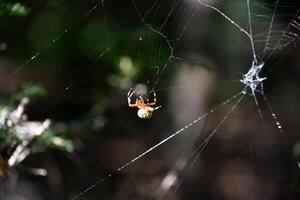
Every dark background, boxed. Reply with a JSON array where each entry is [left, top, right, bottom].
[[0, 0, 300, 199]]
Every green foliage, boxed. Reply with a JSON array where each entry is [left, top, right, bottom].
[[37, 130, 74, 152], [12, 83, 46, 103], [0, 83, 46, 108], [0, 84, 73, 177], [0, 1, 29, 17]]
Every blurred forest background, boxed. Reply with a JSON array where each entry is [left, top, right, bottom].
[[0, 0, 300, 200]]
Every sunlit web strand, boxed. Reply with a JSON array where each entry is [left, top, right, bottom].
[[2, 1, 105, 83], [261, 92, 284, 133], [3, 0, 111, 117], [147, 1, 163, 76], [132, 0, 197, 91], [246, 0, 258, 64], [248, 0, 288, 134], [150, 11, 196, 91], [144, 0, 164, 84], [158, 0, 184, 33], [41, 49, 109, 114], [170, 92, 245, 196], [148, 0, 184, 81], [197, 0, 286, 135], [131, 0, 173, 54], [197, 0, 252, 49], [131, 0, 173, 86], [262, 0, 280, 59], [70, 90, 245, 200], [265, 8, 300, 64], [152, 84, 207, 93]]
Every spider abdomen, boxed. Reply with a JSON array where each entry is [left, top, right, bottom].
[[137, 108, 153, 119]]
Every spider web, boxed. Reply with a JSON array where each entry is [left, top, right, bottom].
[[70, 0, 300, 199], [1, 0, 300, 199]]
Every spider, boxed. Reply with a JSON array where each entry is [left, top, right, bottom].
[[127, 88, 161, 119]]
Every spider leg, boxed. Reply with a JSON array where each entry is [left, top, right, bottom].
[[128, 103, 137, 107], [154, 106, 162, 110], [127, 88, 136, 106], [127, 88, 135, 98], [146, 91, 157, 106]]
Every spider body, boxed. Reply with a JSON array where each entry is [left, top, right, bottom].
[[137, 107, 154, 119], [127, 88, 161, 119]]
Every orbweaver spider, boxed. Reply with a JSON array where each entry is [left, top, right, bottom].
[[127, 88, 161, 119]]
